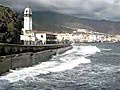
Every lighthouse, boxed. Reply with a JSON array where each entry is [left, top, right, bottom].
[[20, 7, 57, 45], [24, 7, 32, 30], [20, 7, 35, 43]]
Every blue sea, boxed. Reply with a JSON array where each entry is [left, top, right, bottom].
[[0, 43, 120, 90]]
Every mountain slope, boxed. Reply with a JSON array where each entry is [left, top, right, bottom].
[[0, 5, 23, 43], [32, 11, 120, 34], [0, 5, 23, 33]]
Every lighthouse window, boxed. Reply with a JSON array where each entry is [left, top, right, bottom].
[[41, 35, 43, 38], [26, 10, 28, 13]]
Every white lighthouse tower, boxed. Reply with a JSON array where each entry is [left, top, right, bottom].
[[24, 7, 32, 30], [21, 7, 36, 43]]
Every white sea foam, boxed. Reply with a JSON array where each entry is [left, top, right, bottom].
[[79, 46, 100, 56], [0, 45, 100, 83], [101, 48, 112, 51], [48, 57, 91, 72]]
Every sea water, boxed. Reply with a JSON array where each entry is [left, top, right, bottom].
[[0, 43, 120, 90]]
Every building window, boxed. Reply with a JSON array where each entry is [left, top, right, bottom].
[[32, 33, 34, 36], [41, 35, 43, 38]]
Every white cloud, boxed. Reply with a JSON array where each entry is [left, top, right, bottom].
[[2, 0, 120, 20]]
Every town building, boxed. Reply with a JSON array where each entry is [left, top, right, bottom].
[[57, 33, 73, 43], [57, 29, 120, 43]]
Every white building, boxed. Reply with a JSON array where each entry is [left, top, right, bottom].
[[20, 7, 57, 45], [29, 30, 57, 44], [57, 33, 73, 43]]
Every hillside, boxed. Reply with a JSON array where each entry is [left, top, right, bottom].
[[0, 5, 23, 32], [33, 11, 120, 34], [0, 5, 23, 43], [1, 5, 119, 34]]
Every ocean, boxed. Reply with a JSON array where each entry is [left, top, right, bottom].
[[0, 43, 120, 90]]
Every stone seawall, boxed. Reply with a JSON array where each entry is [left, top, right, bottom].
[[0, 43, 70, 56], [0, 46, 72, 75]]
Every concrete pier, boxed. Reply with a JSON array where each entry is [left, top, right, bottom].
[[0, 44, 72, 75]]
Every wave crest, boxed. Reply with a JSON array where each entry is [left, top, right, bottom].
[[0, 45, 100, 83]]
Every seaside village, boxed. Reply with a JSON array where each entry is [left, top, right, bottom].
[[20, 7, 120, 45]]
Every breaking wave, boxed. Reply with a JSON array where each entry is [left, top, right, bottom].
[[0, 45, 100, 83]]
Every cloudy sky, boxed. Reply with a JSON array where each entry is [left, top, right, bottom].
[[1, 0, 120, 21]]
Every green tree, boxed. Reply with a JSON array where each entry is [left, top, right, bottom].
[[0, 5, 23, 44], [7, 21, 15, 32]]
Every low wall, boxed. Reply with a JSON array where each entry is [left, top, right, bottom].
[[0, 43, 71, 56], [0, 56, 11, 75], [0, 46, 72, 75]]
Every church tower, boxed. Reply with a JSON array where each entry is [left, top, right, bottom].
[[24, 7, 32, 30]]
